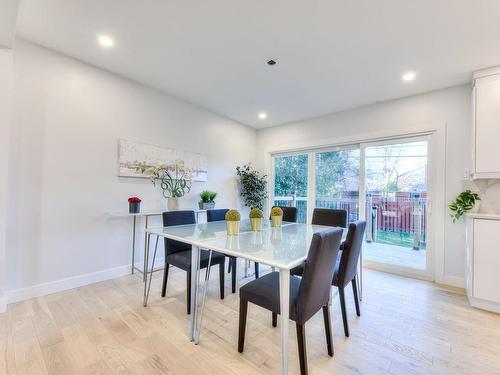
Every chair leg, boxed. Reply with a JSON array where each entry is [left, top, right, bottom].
[[238, 299, 248, 353], [227, 259, 231, 273], [254, 262, 259, 279], [322, 305, 334, 357], [352, 276, 361, 317], [272, 312, 277, 327], [219, 262, 225, 300], [161, 263, 169, 297], [296, 323, 308, 375], [186, 270, 191, 315], [231, 258, 237, 293], [339, 287, 349, 337]]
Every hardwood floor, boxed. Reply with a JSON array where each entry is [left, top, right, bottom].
[[2, 264, 500, 374]]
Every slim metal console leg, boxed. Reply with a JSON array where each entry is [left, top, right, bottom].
[[189, 246, 201, 341], [142, 233, 151, 306], [131, 216, 136, 274], [143, 216, 150, 282], [194, 249, 213, 345], [144, 235, 159, 306]]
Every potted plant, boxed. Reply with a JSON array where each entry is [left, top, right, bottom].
[[270, 206, 283, 227], [449, 190, 481, 222], [150, 161, 192, 211], [249, 208, 263, 231], [128, 197, 141, 214], [225, 209, 241, 235], [236, 164, 268, 210], [199, 190, 217, 210]]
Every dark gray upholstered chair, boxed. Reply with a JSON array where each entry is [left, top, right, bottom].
[[238, 228, 343, 375], [253, 206, 299, 279], [333, 220, 366, 337], [290, 208, 347, 276], [311, 208, 347, 228], [161, 210, 226, 314], [206, 209, 238, 293]]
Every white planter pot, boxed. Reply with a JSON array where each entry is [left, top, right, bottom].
[[167, 197, 179, 211]]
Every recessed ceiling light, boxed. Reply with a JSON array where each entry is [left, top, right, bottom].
[[97, 34, 114, 48], [267, 60, 277, 66], [258, 112, 267, 119], [402, 71, 416, 82]]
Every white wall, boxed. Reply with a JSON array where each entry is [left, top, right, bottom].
[[5, 39, 256, 301], [256, 85, 473, 287], [0, 48, 13, 309]]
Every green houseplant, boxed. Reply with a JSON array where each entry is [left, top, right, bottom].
[[199, 190, 217, 210], [225, 209, 241, 235], [236, 164, 268, 210], [270, 206, 283, 227], [249, 208, 263, 231], [150, 162, 191, 210], [449, 190, 480, 222]]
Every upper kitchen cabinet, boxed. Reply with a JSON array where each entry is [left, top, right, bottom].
[[472, 66, 500, 179]]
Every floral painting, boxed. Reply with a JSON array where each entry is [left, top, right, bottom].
[[118, 139, 208, 181]]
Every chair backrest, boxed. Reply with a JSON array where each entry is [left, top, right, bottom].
[[312, 208, 347, 228], [163, 210, 196, 255], [270, 206, 298, 223], [294, 228, 343, 325], [337, 220, 366, 287], [206, 209, 229, 222]]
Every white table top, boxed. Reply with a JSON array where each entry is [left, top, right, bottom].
[[146, 220, 346, 269]]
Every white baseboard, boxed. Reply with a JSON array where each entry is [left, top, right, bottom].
[[0, 297, 6, 313], [435, 274, 466, 289], [468, 296, 500, 314], [5, 264, 131, 305]]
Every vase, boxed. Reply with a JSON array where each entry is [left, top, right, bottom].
[[250, 217, 263, 231], [199, 202, 216, 210], [226, 220, 240, 235], [167, 197, 179, 211], [271, 215, 283, 227], [129, 202, 140, 214]]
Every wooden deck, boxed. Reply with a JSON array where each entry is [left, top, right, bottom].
[[363, 241, 427, 271]]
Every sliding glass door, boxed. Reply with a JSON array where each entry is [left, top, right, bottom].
[[273, 153, 308, 223], [271, 134, 433, 279]]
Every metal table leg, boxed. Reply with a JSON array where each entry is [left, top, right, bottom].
[[143, 235, 159, 306], [279, 268, 290, 375], [194, 249, 213, 345], [189, 245, 201, 341], [131, 216, 136, 274]]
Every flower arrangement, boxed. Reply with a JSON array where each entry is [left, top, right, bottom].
[[150, 161, 191, 210], [236, 164, 268, 210], [449, 190, 480, 222], [271, 206, 283, 227], [249, 208, 263, 231], [225, 209, 240, 235], [128, 197, 141, 214]]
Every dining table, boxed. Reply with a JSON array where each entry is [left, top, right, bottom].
[[143, 219, 347, 375]]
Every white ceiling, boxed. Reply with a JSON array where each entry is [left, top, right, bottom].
[[0, 0, 19, 48], [15, 0, 500, 128]]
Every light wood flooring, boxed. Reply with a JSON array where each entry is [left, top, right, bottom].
[[1, 264, 500, 375]]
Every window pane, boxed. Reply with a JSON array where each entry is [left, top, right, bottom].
[[315, 149, 360, 223], [273, 154, 308, 223]]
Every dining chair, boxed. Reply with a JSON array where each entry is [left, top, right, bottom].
[[333, 220, 366, 337], [161, 210, 226, 314], [238, 228, 343, 375], [253, 206, 299, 278], [206, 209, 238, 293], [312, 208, 347, 228]]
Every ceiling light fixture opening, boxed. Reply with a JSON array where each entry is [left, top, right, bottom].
[[258, 112, 267, 119], [98, 34, 114, 48], [267, 60, 277, 66], [402, 71, 416, 82]]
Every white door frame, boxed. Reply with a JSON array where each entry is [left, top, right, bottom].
[[359, 135, 434, 281]]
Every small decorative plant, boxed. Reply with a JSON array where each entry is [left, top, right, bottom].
[[249, 208, 263, 231], [150, 161, 191, 210], [225, 209, 241, 235], [236, 164, 268, 210], [199, 190, 217, 210], [128, 197, 141, 214], [449, 190, 480, 222], [271, 206, 283, 227]]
